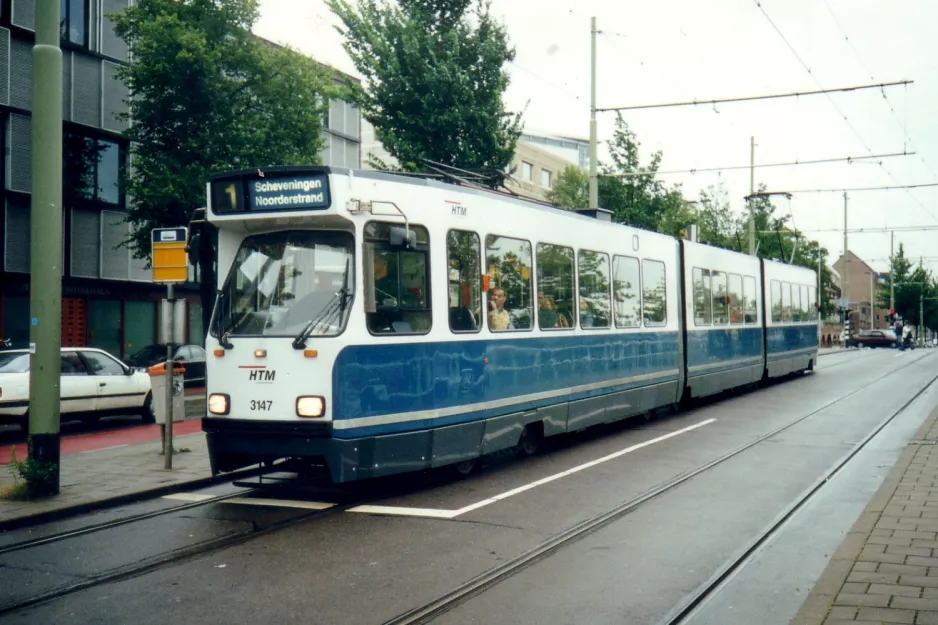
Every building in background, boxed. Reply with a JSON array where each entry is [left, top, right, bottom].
[[832, 251, 888, 332], [504, 132, 589, 203], [0, 1, 360, 358]]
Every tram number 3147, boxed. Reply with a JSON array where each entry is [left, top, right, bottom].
[[250, 400, 273, 411]]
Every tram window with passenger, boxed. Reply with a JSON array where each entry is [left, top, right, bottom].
[[642, 260, 667, 326], [728, 273, 743, 324], [212, 230, 354, 339], [536, 243, 576, 330], [577, 250, 611, 329], [711, 270, 728, 325], [743, 276, 758, 324], [612, 255, 642, 328], [447, 229, 482, 333], [485, 234, 533, 331], [782, 282, 792, 322], [692, 267, 711, 325], [364, 221, 431, 335], [771, 280, 783, 323]]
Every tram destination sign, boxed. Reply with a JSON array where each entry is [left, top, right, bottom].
[[210, 171, 332, 214]]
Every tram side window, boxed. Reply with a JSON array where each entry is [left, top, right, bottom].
[[801, 285, 810, 322], [781, 282, 792, 322], [771, 280, 782, 323], [712, 270, 728, 325], [791, 283, 801, 322], [446, 229, 482, 333], [743, 276, 758, 324], [485, 234, 533, 331], [728, 273, 743, 324], [536, 243, 575, 330], [808, 286, 816, 320], [612, 255, 641, 328], [577, 249, 611, 329], [642, 260, 667, 327], [692, 268, 711, 326], [364, 222, 431, 335]]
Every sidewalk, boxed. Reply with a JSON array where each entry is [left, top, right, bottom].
[[793, 405, 938, 625], [0, 429, 235, 529]]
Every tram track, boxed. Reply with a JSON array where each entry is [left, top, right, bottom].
[[0, 350, 928, 619], [0, 487, 262, 557], [380, 349, 937, 625], [0, 471, 440, 617]]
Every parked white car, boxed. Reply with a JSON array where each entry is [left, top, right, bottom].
[[0, 347, 154, 430]]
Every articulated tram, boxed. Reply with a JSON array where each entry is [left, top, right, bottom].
[[200, 166, 818, 482]]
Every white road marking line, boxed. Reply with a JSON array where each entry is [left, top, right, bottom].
[[346, 505, 458, 518], [348, 418, 717, 519], [163, 492, 215, 502], [223, 497, 335, 510]]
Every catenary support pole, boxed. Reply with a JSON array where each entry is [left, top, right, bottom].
[[749, 136, 755, 255], [588, 16, 598, 209], [890, 231, 895, 312], [165, 284, 174, 470], [843, 192, 850, 338], [28, 0, 64, 495]]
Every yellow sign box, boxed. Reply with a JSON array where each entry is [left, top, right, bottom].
[[151, 227, 189, 284]]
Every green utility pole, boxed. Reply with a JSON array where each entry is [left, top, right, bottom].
[[28, 0, 64, 496]]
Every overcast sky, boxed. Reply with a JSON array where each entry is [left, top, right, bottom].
[[255, 0, 938, 276]]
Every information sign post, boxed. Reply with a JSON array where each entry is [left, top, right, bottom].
[[151, 227, 189, 469]]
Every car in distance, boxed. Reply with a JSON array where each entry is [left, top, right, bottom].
[[846, 329, 897, 349], [0, 347, 154, 430]]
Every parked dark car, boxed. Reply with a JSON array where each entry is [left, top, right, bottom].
[[846, 330, 897, 349], [125, 344, 206, 388]]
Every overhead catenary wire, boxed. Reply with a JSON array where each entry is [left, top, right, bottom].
[[768, 182, 938, 194], [821, 0, 938, 182], [603, 151, 913, 178], [754, 0, 938, 223], [595, 80, 911, 112]]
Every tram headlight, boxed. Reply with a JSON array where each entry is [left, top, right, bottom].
[[208, 393, 230, 415], [296, 396, 325, 418]]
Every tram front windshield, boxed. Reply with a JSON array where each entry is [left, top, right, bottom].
[[215, 231, 354, 338]]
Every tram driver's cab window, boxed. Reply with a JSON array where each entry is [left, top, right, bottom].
[[364, 222, 431, 334]]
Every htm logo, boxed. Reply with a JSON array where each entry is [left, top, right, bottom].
[[249, 370, 276, 382]]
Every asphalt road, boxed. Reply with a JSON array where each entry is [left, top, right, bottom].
[[1, 347, 935, 625]]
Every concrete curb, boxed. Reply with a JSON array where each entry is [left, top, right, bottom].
[[789, 404, 938, 625], [0, 463, 265, 533]]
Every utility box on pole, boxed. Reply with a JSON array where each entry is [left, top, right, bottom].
[[148, 362, 186, 425]]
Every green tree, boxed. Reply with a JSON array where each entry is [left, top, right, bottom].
[[546, 166, 589, 209], [328, 0, 522, 187], [113, 0, 332, 334]]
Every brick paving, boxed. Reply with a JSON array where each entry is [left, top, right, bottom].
[[0, 431, 225, 528], [793, 404, 938, 625]]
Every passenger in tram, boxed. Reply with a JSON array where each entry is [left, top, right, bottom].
[[537, 292, 570, 329], [488, 287, 512, 331]]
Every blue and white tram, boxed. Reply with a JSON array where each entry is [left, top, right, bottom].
[[762, 259, 819, 378], [681, 241, 765, 399], [200, 166, 816, 482]]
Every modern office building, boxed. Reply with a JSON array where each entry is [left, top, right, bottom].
[[0, 0, 360, 357]]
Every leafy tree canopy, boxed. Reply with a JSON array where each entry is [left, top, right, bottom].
[[327, 0, 522, 187], [113, 0, 333, 330]]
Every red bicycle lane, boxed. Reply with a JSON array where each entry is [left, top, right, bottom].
[[0, 419, 204, 465]]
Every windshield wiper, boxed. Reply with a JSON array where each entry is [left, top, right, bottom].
[[293, 260, 352, 349]]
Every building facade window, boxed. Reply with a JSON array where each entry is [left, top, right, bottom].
[[60, 0, 88, 47], [521, 162, 533, 181], [64, 133, 124, 206], [541, 168, 552, 189]]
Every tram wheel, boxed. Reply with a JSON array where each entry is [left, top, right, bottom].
[[517, 423, 542, 457], [453, 459, 477, 477]]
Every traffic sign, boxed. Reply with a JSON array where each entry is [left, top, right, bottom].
[[151, 227, 189, 283]]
